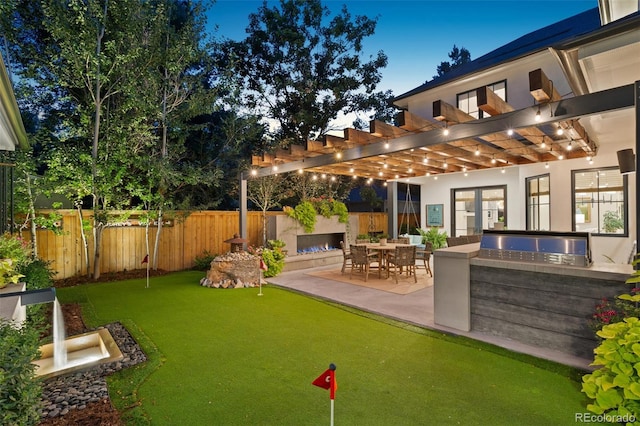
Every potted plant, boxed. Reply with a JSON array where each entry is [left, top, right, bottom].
[[378, 234, 388, 246], [418, 227, 448, 250]]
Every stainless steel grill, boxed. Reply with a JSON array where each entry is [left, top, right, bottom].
[[478, 230, 592, 267]]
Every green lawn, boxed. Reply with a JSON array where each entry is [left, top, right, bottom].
[[57, 271, 603, 425]]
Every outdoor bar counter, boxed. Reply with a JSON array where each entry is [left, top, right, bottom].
[[434, 231, 633, 359]]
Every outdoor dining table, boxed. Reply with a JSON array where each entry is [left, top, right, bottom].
[[356, 243, 412, 278]]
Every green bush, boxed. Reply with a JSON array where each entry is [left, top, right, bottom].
[[193, 250, 216, 270], [21, 259, 56, 329], [286, 201, 317, 233], [331, 201, 349, 224], [261, 247, 285, 278], [582, 317, 640, 421], [0, 320, 43, 426], [418, 227, 448, 249]]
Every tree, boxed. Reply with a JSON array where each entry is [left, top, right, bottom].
[[218, 0, 391, 147], [3, 0, 221, 278], [247, 175, 290, 246], [434, 44, 471, 79]]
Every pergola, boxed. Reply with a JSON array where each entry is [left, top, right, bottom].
[[240, 74, 639, 244]]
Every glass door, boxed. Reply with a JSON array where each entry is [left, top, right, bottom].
[[453, 186, 506, 236]]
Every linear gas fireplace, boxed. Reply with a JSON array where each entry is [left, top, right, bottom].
[[268, 215, 348, 255], [297, 233, 344, 254]]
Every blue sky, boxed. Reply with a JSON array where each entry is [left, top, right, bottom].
[[206, 0, 596, 96]]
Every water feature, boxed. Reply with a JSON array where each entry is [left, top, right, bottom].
[[0, 286, 123, 379], [52, 298, 68, 369]]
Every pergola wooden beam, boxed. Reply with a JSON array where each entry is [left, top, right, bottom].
[[529, 68, 597, 155]]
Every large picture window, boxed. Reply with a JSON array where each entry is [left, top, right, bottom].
[[572, 167, 628, 236], [457, 80, 506, 119], [526, 174, 550, 231]]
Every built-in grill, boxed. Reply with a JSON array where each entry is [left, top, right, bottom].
[[478, 230, 592, 267]]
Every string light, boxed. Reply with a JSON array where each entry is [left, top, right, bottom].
[[545, 162, 549, 168], [423, 155, 428, 164], [273, 165, 278, 172], [297, 169, 303, 174], [443, 160, 448, 169], [566, 140, 573, 151], [491, 155, 496, 164], [383, 161, 388, 169], [378, 171, 383, 177], [384, 141, 390, 149], [507, 129, 514, 136], [443, 121, 449, 136], [556, 126, 564, 136], [475, 146, 480, 156]]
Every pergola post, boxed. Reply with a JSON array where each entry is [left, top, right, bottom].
[[239, 173, 248, 248], [387, 181, 398, 238], [635, 80, 639, 264]]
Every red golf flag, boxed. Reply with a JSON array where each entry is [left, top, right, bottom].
[[141, 254, 149, 264], [259, 259, 268, 271], [312, 364, 337, 400]]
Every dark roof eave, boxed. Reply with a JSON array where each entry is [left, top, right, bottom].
[[393, 8, 639, 106]]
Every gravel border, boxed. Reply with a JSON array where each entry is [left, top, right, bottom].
[[39, 322, 146, 419]]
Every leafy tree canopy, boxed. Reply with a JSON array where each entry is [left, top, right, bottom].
[[217, 0, 393, 148], [434, 44, 471, 79]]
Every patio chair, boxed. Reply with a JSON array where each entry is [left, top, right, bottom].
[[350, 244, 377, 282], [416, 242, 433, 277], [340, 241, 353, 274], [387, 245, 417, 283]]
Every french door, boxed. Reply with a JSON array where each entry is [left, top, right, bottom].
[[452, 186, 506, 236]]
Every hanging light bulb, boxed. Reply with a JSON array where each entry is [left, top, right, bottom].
[[558, 154, 564, 160], [423, 155, 428, 164], [545, 162, 549, 168], [384, 141, 390, 149], [566, 140, 573, 151], [408, 167, 413, 173], [443, 160, 448, 169], [383, 161, 388, 169], [535, 105, 542, 122], [556, 127, 564, 136], [330, 176, 336, 182], [378, 171, 383, 177], [298, 168, 303, 174], [443, 121, 449, 136], [475, 146, 480, 156], [507, 129, 514, 136], [349, 167, 354, 173], [491, 155, 496, 164]]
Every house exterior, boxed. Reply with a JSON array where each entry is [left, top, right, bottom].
[[0, 52, 28, 233], [392, 2, 639, 264]]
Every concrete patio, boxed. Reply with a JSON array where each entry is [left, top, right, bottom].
[[267, 262, 593, 370]]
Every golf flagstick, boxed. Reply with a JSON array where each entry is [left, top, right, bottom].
[[258, 258, 268, 296], [312, 363, 337, 425], [142, 254, 149, 288]]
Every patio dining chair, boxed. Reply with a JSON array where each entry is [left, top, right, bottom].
[[350, 244, 377, 282], [387, 245, 417, 283], [416, 242, 433, 277], [340, 241, 353, 274]]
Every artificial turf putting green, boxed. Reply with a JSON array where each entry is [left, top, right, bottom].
[[57, 271, 604, 425]]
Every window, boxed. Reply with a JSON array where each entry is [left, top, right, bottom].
[[526, 174, 550, 231], [457, 80, 506, 119], [572, 167, 628, 236]]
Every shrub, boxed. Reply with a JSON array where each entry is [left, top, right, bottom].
[[331, 201, 349, 224], [582, 317, 640, 421], [286, 201, 317, 233], [261, 247, 285, 278], [0, 320, 43, 426], [193, 250, 216, 270], [418, 227, 448, 249]]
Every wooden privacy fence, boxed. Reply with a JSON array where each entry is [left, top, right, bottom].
[[21, 210, 388, 279]]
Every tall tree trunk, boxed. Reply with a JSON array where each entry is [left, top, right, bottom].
[[75, 203, 90, 276], [92, 222, 104, 280], [262, 208, 267, 246], [152, 208, 163, 270], [91, 1, 108, 280], [22, 172, 38, 258]]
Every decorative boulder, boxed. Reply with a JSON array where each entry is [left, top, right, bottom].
[[201, 252, 261, 289]]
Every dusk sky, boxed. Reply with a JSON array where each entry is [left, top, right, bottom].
[[206, 0, 597, 97]]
